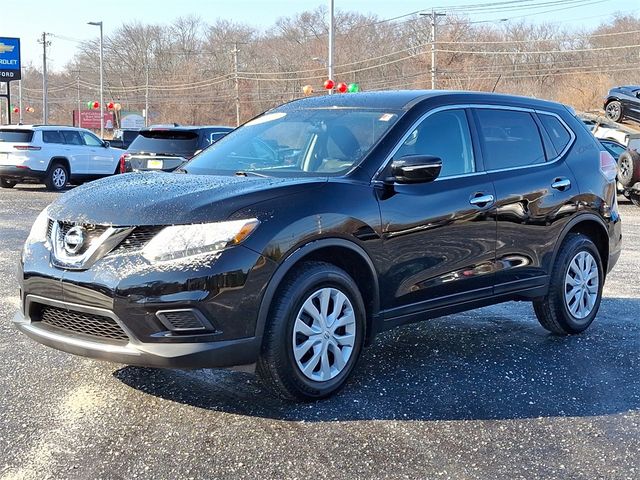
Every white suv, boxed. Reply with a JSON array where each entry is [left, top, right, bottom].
[[0, 125, 123, 191]]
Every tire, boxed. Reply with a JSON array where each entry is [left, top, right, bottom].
[[605, 100, 623, 123], [44, 162, 68, 191], [0, 177, 17, 189], [533, 234, 603, 335], [617, 150, 640, 188], [256, 261, 366, 401], [630, 192, 640, 208]]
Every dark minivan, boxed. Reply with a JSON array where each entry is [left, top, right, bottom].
[[120, 124, 233, 173], [15, 91, 622, 401]]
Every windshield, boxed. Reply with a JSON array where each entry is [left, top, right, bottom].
[[183, 108, 400, 177], [0, 129, 34, 143], [128, 130, 199, 156]]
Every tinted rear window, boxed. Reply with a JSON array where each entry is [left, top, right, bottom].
[[0, 129, 34, 142], [128, 130, 199, 156], [42, 130, 65, 144], [475, 109, 546, 170]]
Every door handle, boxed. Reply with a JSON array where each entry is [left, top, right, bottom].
[[469, 193, 495, 207], [551, 178, 571, 191]]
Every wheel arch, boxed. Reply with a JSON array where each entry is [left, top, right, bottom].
[[48, 157, 71, 175], [255, 238, 381, 346], [552, 213, 610, 275]]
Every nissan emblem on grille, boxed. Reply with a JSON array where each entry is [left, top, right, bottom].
[[63, 226, 86, 255]]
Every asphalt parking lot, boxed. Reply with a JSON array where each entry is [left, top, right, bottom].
[[0, 185, 639, 480]]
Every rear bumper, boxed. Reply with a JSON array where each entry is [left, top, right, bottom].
[[13, 296, 261, 369], [0, 165, 45, 181]]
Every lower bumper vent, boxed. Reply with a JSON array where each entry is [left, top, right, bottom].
[[35, 305, 129, 342], [156, 309, 212, 332]]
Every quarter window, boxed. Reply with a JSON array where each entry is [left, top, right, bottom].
[[394, 109, 475, 177], [42, 130, 64, 144], [475, 109, 546, 170], [538, 114, 572, 155]]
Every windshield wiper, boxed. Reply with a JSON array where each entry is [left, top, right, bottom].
[[235, 170, 270, 178]]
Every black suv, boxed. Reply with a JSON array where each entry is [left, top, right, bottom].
[[120, 124, 233, 173], [604, 85, 640, 123], [15, 91, 622, 401]]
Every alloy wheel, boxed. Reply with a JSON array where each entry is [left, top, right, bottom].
[[52, 167, 66, 189], [292, 287, 356, 382], [564, 251, 599, 319], [606, 102, 620, 120]]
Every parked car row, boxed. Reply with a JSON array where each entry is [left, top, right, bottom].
[[0, 124, 233, 191], [580, 110, 640, 207]]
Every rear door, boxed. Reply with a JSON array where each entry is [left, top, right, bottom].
[[60, 130, 87, 175], [79, 131, 115, 175], [475, 106, 578, 294]]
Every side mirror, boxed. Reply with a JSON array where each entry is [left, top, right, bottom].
[[387, 155, 442, 184], [103, 141, 110, 148]]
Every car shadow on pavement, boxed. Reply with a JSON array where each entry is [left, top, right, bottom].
[[113, 297, 640, 422]]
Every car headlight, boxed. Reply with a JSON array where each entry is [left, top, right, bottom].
[[142, 218, 259, 262], [25, 207, 50, 246]]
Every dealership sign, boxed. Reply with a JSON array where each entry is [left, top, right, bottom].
[[73, 110, 115, 130], [0, 37, 21, 80]]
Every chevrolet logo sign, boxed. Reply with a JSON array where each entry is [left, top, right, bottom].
[[0, 43, 15, 54]]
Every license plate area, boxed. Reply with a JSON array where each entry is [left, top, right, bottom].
[[147, 159, 163, 169]]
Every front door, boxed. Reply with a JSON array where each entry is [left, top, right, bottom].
[[377, 107, 497, 318], [80, 131, 114, 175]]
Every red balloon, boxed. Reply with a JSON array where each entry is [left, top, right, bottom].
[[93, 101, 100, 109], [323, 79, 335, 90], [336, 82, 348, 93], [12, 107, 19, 113], [107, 102, 115, 110]]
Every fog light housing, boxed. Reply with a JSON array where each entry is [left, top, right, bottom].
[[156, 309, 214, 333]]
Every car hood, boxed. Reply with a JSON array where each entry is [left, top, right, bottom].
[[48, 172, 327, 226]]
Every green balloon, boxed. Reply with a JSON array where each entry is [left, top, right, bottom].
[[347, 83, 359, 93], [87, 101, 93, 109]]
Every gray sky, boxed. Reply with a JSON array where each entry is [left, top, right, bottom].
[[1, 0, 636, 72]]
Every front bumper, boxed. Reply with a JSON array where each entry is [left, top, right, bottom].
[[13, 298, 261, 369], [16, 242, 276, 369]]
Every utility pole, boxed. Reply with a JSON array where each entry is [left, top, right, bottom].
[[38, 32, 51, 124], [328, 0, 334, 94], [420, 10, 446, 89], [232, 42, 240, 127], [145, 62, 149, 127], [76, 70, 81, 128]]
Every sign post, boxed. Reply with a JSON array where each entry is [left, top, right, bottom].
[[0, 37, 21, 125]]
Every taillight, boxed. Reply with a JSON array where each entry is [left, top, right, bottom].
[[13, 145, 41, 151], [119, 154, 130, 173], [599, 151, 617, 182]]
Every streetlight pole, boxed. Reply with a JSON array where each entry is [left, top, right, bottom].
[[328, 0, 334, 94], [88, 21, 104, 138]]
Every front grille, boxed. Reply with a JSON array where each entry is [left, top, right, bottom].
[[48, 220, 110, 255], [36, 305, 129, 342], [110, 226, 163, 254]]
